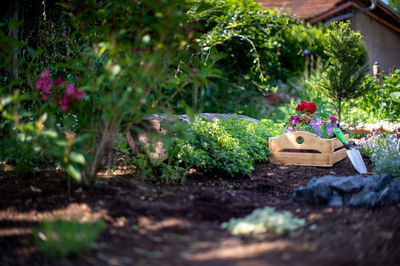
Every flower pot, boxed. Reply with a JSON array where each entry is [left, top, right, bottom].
[[269, 131, 349, 167]]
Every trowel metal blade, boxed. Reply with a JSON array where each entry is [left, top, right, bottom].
[[346, 149, 368, 174]]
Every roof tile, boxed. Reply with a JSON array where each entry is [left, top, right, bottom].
[[255, 0, 345, 19]]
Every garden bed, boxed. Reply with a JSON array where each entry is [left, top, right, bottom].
[[1, 159, 399, 266]]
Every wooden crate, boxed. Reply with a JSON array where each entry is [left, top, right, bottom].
[[269, 131, 349, 167]]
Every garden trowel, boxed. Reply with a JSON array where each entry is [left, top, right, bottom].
[[333, 127, 368, 174]]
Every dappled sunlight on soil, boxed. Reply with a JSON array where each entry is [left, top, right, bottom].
[[182, 240, 294, 261], [1, 159, 399, 265]]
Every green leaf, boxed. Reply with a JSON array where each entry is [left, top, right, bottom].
[[390, 92, 400, 102], [55, 140, 69, 147], [74, 133, 93, 144], [32, 49, 43, 61], [69, 152, 86, 165], [46, 147, 62, 157], [41, 130, 58, 138], [66, 164, 81, 181]]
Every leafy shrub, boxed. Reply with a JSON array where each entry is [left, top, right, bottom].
[[358, 132, 400, 178], [1, 0, 203, 184], [34, 219, 105, 259], [346, 70, 400, 123], [175, 117, 281, 177], [221, 206, 306, 235], [187, 0, 326, 115]]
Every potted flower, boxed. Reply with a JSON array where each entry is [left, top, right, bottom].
[[269, 101, 348, 167], [282, 101, 341, 138]]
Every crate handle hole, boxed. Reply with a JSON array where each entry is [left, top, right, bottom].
[[296, 136, 304, 144]]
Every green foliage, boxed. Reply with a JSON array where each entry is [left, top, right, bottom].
[[34, 219, 105, 259], [58, 0, 203, 181], [372, 137, 400, 179], [0, 0, 203, 184], [188, 0, 326, 115], [345, 70, 400, 123], [358, 132, 400, 178], [388, 0, 400, 13], [0, 91, 88, 182], [319, 21, 371, 122], [221, 206, 306, 235], [175, 117, 281, 177]]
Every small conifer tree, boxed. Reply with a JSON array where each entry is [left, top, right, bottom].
[[319, 21, 371, 122]]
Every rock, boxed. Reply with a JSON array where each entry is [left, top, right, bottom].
[[294, 175, 400, 209], [349, 187, 380, 208], [307, 176, 338, 186], [294, 181, 333, 205], [378, 177, 400, 205], [126, 118, 169, 162], [176, 113, 259, 123], [126, 113, 259, 161], [328, 191, 343, 207], [330, 175, 366, 193], [363, 174, 391, 192]]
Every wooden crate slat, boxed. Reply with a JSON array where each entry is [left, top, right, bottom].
[[269, 131, 333, 153], [270, 152, 331, 167], [269, 131, 348, 167]]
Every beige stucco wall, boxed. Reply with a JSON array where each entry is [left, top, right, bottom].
[[351, 12, 400, 73]]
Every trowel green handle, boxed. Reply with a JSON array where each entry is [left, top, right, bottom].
[[333, 127, 351, 149]]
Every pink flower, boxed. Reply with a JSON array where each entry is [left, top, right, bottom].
[[53, 77, 66, 86], [36, 70, 52, 92], [40, 70, 50, 80], [41, 91, 50, 101], [65, 84, 85, 99], [65, 84, 76, 96], [36, 79, 44, 90], [190, 68, 197, 74], [42, 79, 51, 91], [74, 89, 85, 99], [59, 95, 71, 111], [329, 116, 338, 121]]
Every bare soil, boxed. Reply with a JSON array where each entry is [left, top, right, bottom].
[[1, 158, 399, 266]]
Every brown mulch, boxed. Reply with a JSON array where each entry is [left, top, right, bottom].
[[1, 159, 400, 266]]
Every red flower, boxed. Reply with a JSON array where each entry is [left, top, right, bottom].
[[295, 102, 306, 111], [306, 102, 316, 114]]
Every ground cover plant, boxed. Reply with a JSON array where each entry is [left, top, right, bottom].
[[174, 117, 281, 177], [221, 206, 306, 235], [33, 219, 105, 259]]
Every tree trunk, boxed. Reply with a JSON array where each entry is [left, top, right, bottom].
[[8, 0, 19, 91], [192, 83, 198, 112]]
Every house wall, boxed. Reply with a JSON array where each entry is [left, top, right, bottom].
[[351, 12, 400, 73]]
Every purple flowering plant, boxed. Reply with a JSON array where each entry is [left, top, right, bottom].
[[356, 131, 400, 178]]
